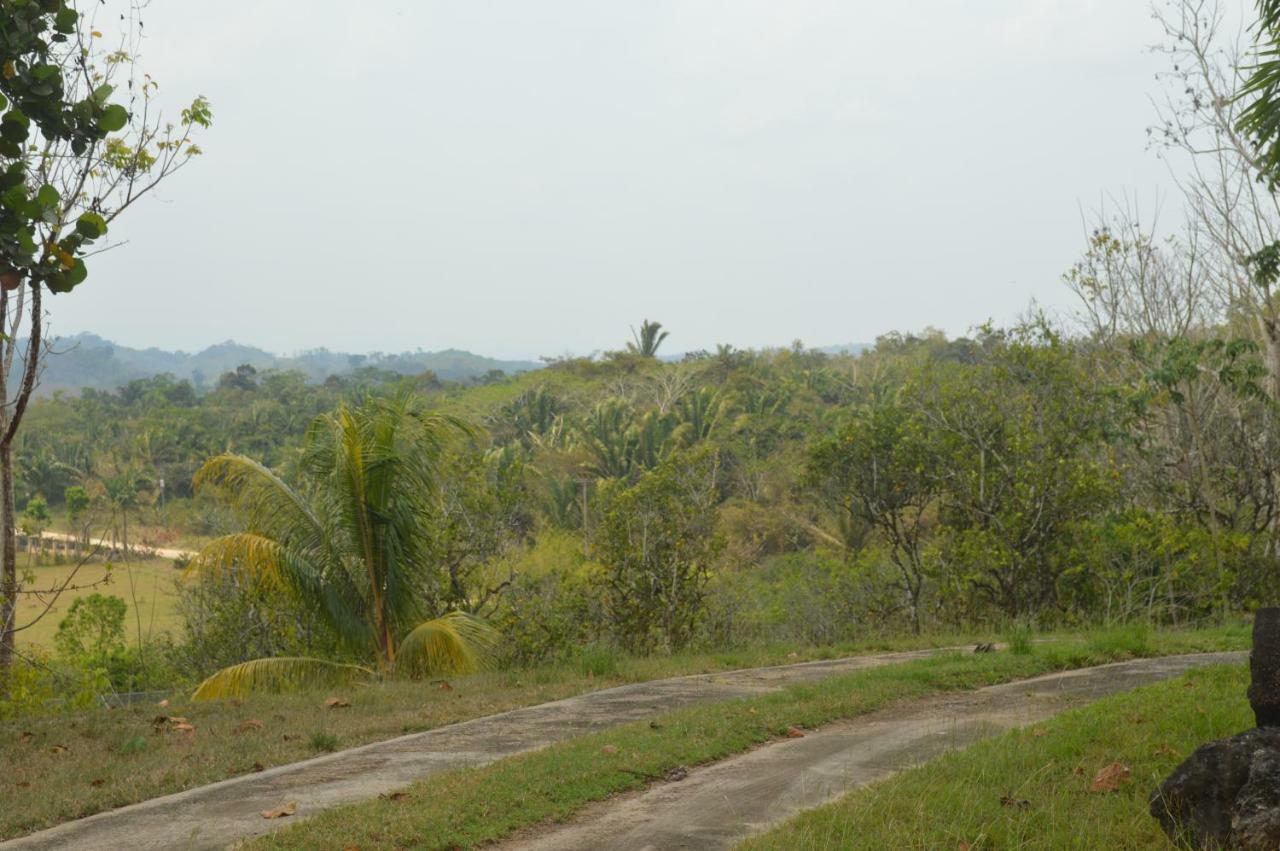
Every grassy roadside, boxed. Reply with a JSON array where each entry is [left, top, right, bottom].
[[248, 626, 1246, 851], [741, 662, 1250, 850], [0, 631, 1008, 840]]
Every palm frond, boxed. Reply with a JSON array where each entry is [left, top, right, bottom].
[[186, 533, 293, 591], [194, 454, 324, 548], [191, 657, 375, 701], [395, 612, 500, 679]]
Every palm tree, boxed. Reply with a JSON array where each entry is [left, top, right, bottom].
[[627, 319, 669, 358], [187, 393, 497, 699]]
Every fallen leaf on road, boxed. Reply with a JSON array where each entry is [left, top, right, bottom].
[[235, 719, 264, 734], [324, 697, 350, 709], [785, 726, 806, 738], [601, 745, 619, 755], [1090, 762, 1131, 793], [261, 801, 297, 819]]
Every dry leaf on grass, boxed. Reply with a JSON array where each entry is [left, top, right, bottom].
[[785, 726, 806, 739], [1154, 743, 1180, 757], [601, 745, 619, 755], [15, 781, 29, 788], [1000, 794, 1030, 809], [172, 722, 196, 734], [49, 744, 69, 755], [324, 697, 351, 709], [379, 791, 410, 802], [18, 731, 33, 744], [235, 719, 264, 734], [261, 801, 297, 819], [90, 779, 105, 788], [251, 762, 265, 773], [958, 842, 973, 851], [1031, 728, 1047, 738], [1090, 762, 1131, 793], [157, 699, 169, 708]]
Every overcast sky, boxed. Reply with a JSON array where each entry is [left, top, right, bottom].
[[50, 1, 1230, 360]]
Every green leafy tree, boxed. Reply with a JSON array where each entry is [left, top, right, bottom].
[[53, 593, 125, 669], [19, 494, 48, 536], [595, 445, 723, 652], [912, 331, 1117, 618], [0, 0, 210, 674], [187, 394, 497, 699], [807, 396, 941, 633]]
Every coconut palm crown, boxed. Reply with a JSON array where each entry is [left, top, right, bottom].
[[187, 393, 497, 699]]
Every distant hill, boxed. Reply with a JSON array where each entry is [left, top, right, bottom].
[[25, 333, 543, 396]]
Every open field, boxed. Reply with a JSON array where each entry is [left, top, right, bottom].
[[741, 662, 1252, 850], [13, 557, 185, 650]]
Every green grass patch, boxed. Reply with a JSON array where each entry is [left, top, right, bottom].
[[741, 663, 1250, 850], [249, 630, 1244, 851]]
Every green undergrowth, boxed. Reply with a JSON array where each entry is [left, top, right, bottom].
[[741, 663, 1250, 850], [251, 628, 1244, 850]]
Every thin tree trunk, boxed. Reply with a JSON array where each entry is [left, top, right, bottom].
[[0, 284, 43, 681], [0, 443, 15, 676]]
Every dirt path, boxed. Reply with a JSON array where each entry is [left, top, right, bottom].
[[502, 651, 1245, 851], [0, 646, 964, 851]]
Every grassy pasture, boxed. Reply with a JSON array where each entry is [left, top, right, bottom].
[[13, 556, 185, 650]]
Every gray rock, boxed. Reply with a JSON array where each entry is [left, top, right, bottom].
[[1150, 727, 1280, 850]]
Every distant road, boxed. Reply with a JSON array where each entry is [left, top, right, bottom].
[[33, 530, 196, 561]]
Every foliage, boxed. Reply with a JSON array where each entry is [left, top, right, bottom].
[[187, 394, 499, 697], [53, 592, 125, 668], [594, 445, 724, 652]]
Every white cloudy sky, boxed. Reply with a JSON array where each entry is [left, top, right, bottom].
[[50, 1, 1240, 359]]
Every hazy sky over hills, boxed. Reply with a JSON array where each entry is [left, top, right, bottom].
[[53, 1, 1221, 359]]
